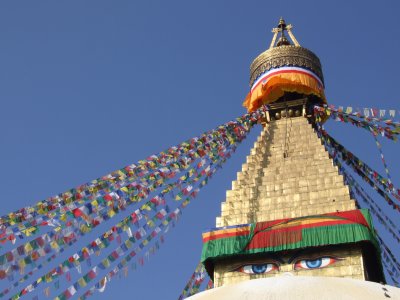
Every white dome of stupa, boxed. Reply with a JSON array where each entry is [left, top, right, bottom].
[[187, 276, 400, 300]]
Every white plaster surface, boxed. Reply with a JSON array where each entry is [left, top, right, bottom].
[[187, 276, 400, 300]]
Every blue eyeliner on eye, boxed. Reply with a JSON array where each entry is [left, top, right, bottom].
[[238, 263, 278, 274], [294, 257, 340, 270]]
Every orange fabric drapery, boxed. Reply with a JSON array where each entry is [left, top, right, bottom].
[[243, 69, 326, 112]]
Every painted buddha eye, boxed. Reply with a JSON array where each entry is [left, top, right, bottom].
[[294, 257, 339, 270], [238, 263, 278, 274]]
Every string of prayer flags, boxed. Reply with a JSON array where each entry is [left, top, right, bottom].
[[0, 104, 266, 235], [382, 260, 400, 287], [72, 148, 232, 300], [1, 131, 234, 243], [63, 170, 210, 300], [315, 120, 400, 286], [315, 126, 400, 208], [376, 235, 400, 278], [371, 133, 393, 184], [0, 174, 180, 285], [8, 125, 249, 300], [5, 156, 217, 298], [322, 105, 400, 125], [178, 262, 209, 300], [314, 105, 400, 141], [178, 262, 203, 300], [320, 103, 396, 182], [339, 164, 400, 243], [0, 108, 265, 297]]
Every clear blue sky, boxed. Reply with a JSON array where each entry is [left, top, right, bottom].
[[0, 1, 399, 299]]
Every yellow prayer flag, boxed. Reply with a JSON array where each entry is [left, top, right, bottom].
[[78, 278, 87, 287], [80, 224, 91, 233], [24, 243, 33, 253], [102, 258, 110, 268], [18, 259, 26, 268], [50, 241, 59, 249], [141, 203, 151, 211]]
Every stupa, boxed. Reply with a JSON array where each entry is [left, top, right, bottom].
[[188, 18, 400, 299]]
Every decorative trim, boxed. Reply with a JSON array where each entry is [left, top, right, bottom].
[[250, 45, 324, 87]]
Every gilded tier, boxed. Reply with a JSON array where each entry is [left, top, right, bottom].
[[249, 45, 324, 87]]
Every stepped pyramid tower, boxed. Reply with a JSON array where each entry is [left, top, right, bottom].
[[189, 18, 397, 299], [212, 117, 372, 285]]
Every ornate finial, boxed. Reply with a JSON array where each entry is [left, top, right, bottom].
[[278, 17, 287, 30], [247, 18, 325, 111], [269, 17, 301, 49]]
